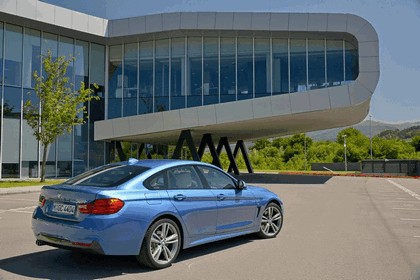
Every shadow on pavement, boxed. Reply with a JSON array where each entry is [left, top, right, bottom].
[[235, 173, 333, 184], [0, 235, 254, 279]]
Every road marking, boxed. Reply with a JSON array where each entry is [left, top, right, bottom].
[[387, 179, 420, 201], [400, 218, 420, 221], [0, 206, 36, 214], [392, 208, 420, 211], [0, 197, 37, 202], [414, 236, 420, 238]]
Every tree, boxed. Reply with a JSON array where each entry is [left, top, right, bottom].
[[411, 136, 420, 152], [24, 50, 98, 182]]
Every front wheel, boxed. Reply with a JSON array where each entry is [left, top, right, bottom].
[[257, 203, 283, 239], [136, 218, 181, 269]]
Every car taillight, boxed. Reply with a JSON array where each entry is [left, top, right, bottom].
[[78, 198, 124, 215], [38, 195, 46, 207]]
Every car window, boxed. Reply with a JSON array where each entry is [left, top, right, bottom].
[[196, 166, 236, 189], [168, 166, 203, 189], [65, 164, 150, 187], [144, 172, 167, 190]]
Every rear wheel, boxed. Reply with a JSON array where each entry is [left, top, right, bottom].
[[257, 203, 283, 239], [136, 218, 181, 269]]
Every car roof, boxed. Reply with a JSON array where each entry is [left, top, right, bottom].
[[122, 159, 209, 169]]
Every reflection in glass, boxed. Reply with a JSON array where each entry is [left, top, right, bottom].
[[123, 43, 138, 116], [254, 38, 271, 97], [3, 86, 21, 178], [89, 43, 105, 170], [220, 37, 236, 103], [58, 37, 75, 177], [171, 38, 185, 110], [108, 45, 122, 118], [345, 41, 359, 82], [155, 39, 169, 112], [4, 24, 23, 86], [290, 39, 307, 93], [23, 29, 41, 89], [0, 23, 3, 84], [308, 39, 326, 90], [59, 36, 74, 87], [22, 89, 39, 178], [75, 40, 89, 89], [272, 38, 289, 95], [237, 37, 253, 100], [187, 37, 202, 107], [327, 40, 344, 87], [203, 37, 219, 105], [139, 41, 153, 114]]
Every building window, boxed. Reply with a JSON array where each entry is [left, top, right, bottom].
[[139, 41, 153, 114], [187, 37, 202, 107], [4, 24, 23, 87], [155, 39, 169, 112], [308, 39, 326, 90], [171, 37, 185, 110], [326, 40, 344, 87], [254, 38, 271, 97], [220, 37, 236, 103], [108, 45, 123, 118], [272, 38, 289, 95], [203, 37, 219, 105], [123, 43, 138, 116], [345, 41, 359, 82], [237, 37, 253, 100], [290, 39, 307, 93]]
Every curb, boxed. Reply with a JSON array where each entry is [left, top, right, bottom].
[[0, 186, 42, 196]]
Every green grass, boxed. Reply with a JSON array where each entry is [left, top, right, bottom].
[[0, 179, 66, 188]]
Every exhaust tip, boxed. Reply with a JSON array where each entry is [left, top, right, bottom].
[[36, 240, 45, 246]]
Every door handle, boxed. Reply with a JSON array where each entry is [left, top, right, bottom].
[[217, 194, 225, 200], [174, 194, 186, 201]]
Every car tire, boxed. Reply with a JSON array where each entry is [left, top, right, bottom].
[[257, 203, 283, 239], [136, 218, 181, 269]]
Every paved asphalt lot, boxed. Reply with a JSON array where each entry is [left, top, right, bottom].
[[0, 176, 419, 280]]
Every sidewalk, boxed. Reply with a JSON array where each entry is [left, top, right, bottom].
[[0, 185, 42, 196]]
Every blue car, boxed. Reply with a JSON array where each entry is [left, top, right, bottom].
[[32, 159, 284, 269]]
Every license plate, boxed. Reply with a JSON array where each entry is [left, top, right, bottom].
[[52, 203, 76, 215]]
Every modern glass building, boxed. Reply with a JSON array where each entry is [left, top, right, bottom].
[[0, 1, 379, 178]]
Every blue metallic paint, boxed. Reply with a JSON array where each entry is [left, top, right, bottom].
[[32, 160, 283, 256]]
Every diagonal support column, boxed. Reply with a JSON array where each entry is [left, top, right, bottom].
[[137, 143, 152, 159], [228, 140, 254, 174], [217, 137, 239, 175], [172, 130, 200, 161], [198, 133, 222, 168], [115, 141, 127, 161]]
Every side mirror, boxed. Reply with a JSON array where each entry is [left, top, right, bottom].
[[236, 180, 246, 190]]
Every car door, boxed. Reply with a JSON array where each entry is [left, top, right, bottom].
[[165, 165, 218, 237], [196, 165, 257, 234]]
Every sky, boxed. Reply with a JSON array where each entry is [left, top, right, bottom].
[[42, 0, 420, 123]]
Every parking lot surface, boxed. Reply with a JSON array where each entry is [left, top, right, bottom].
[[0, 176, 419, 280]]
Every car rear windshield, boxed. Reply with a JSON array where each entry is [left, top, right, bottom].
[[65, 164, 150, 187]]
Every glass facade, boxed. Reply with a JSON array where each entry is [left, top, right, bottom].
[[0, 22, 106, 178], [0, 18, 359, 178], [108, 35, 359, 118]]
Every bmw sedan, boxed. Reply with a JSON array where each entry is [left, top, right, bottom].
[[32, 159, 284, 269]]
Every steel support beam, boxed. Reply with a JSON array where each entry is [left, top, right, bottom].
[[172, 130, 200, 161], [217, 137, 239, 175], [198, 133, 222, 168], [228, 140, 254, 174]]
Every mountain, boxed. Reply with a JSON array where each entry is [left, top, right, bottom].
[[307, 120, 420, 141]]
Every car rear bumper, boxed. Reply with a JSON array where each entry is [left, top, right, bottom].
[[32, 206, 145, 255]]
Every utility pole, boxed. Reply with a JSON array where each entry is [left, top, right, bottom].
[[343, 134, 347, 172], [369, 114, 373, 160]]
